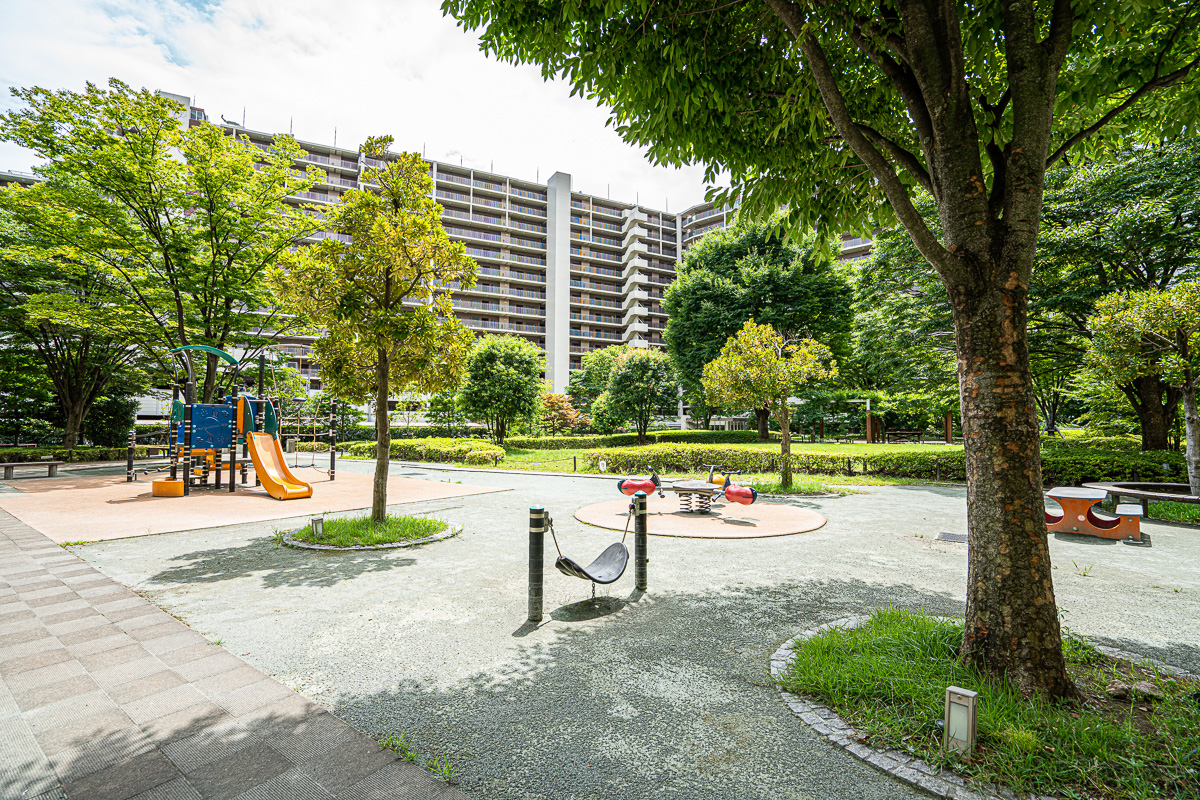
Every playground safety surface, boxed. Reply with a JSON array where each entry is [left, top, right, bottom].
[[0, 471, 507, 543], [573, 494, 827, 538]]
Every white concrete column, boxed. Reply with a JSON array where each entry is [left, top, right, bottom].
[[545, 172, 572, 391]]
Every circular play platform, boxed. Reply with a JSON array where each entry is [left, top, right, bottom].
[[573, 494, 827, 540]]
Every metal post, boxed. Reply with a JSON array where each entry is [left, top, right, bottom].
[[170, 385, 179, 481], [126, 429, 135, 482], [573, 455, 577, 472], [214, 448, 223, 490], [528, 506, 545, 623], [329, 406, 336, 482], [182, 388, 193, 496], [634, 491, 648, 591], [229, 389, 237, 493]]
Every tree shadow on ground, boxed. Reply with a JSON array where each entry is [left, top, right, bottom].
[[332, 577, 963, 800], [146, 536, 416, 589]]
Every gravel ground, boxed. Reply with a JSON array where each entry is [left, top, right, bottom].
[[60, 459, 1200, 799]]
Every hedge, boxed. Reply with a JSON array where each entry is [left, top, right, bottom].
[[0, 445, 157, 464], [335, 438, 504, 465], [582, 443, 1187, 486], [505, 429, 765, 450]]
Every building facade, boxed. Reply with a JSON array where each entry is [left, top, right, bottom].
[[2, 92, 873, 412]]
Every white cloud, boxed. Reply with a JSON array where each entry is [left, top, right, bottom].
[[0, 0, 720, 211]]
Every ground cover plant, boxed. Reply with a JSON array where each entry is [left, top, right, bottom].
[[779, 608, 1200, 799], [1148, 501, 1200, 526], [289, 514, 447, 548]]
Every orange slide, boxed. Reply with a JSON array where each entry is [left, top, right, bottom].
[[246, 432, 313, 500]]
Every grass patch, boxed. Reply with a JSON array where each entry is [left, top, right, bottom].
[[291, 514, 447, 547], [1149, 500, 1200, 525], [779, 608, 1200, 799]]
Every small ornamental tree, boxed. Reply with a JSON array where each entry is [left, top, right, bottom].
[[271, 137, 476, 523], [539, 391, 584, 435], [606, 349, 678, 445], [1090, 281, 1200, 494], [458, 335, 544, 445], [426, 390, 465, 438], [703, 320, 836, 489], [566, 344, 628, 415]]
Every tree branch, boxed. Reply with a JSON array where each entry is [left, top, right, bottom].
[[1048, 57, 1200, 167], [854, 123, 934, 195], [766, 0, 952, 274]]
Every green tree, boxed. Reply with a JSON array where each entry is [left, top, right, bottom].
[[0, 345, 59, 445], [426, 390, 466, 437], [0, 79, 321, 403], [663, 220, 852, 439], [1090, 281, 1200, 493], [703, 320, 836, 488], [606, 349, 678, 445], [446, 0, 1200, 697], [0, 211, 147, 449], [272, 138, 476, 523], [459, 335, 544, 445], [566, 345, 628, 415], [82, 394, 141, 448]]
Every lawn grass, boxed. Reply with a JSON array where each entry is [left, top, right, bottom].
[[1149, 500, 1200, 525], [290, 514, 447, 547], [779, 607, 1200, 799]]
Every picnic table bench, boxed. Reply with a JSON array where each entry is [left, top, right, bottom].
[[2, 461, 63, 480], [1046, 486, 1142, 542], [885, 429, 926, 443]]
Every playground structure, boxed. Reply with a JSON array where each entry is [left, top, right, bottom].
[[617, 464, 757, 514], [126, 346, 331, 501]]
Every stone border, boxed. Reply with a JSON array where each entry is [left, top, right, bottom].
[[771, 616, 1199, 800], [281, 525, 459, 551]]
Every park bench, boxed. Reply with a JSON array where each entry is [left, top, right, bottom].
[[2, 461, 63, 480], [885, 430, 925, 444]]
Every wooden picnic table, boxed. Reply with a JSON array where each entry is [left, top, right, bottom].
[[1046, 486, 1142, 541]]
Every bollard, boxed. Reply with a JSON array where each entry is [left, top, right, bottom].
[[182, 398, 193, 496], [573, 455, 577, 473], [329, 415, 337, 482], [634, 491, 648, 591], [126, 429, 135, 483], [528, 506, 546, 623]]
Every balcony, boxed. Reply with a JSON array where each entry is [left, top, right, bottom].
[[570, 279, 621, 294], [571, 262, 621, 278], [473, 178, 505, 193], [511, 186, 546, 202], [436, 188, 470, 204], [475, 263, 546, 283], [570, 328, 623, 341], [570, 312, 622, 325], [474, 196, 505, 210], [436, 171, 471, 187], [467, 318, 546, 335], [510, 203, 547, 218]]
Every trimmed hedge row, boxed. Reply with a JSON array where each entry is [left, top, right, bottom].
[[336, 438, 504, 465], [0, 446, 156, 464], [582, 443, 1187, 486], [505, 430, 765, 450]]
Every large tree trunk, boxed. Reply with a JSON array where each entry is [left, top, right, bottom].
[[755, 407, 770, 441], [372, 349, 390, 524], [1122, 375, 1178, 451], [61, 403, 87, 450], [1182, 374, 1200, 495], [949, 274, 1076, 699]]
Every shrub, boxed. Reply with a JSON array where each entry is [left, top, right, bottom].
[[504, 429, 762, 450], [337, 437, 504, 465], [0, 445, 154, 464], [583, 443, 1186, 485]]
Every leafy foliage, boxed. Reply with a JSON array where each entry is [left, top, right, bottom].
[[605, 348, 678, 444], [703, 320, 836, 487], [0, 79, 321, 403], [538, 391, 584, 435], [271, 137, 476, 521], [458, 334, 545, 445], [337, 437, 504, 465], [565, 345, 627, 415]]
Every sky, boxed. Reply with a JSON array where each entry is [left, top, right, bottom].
[[0, 0, 718, 211]]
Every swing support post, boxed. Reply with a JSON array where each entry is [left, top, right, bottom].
[[528, 506, 545, 623], [634, 491, 648, 591]]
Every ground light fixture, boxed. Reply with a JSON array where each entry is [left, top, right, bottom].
[[311, 516, 324, 538], [944, 686, 978, 756]]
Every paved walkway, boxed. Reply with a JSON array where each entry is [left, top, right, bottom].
[[0, 509, 466, 800]]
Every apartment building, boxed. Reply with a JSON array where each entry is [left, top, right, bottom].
[[2, 92, 872, 403]]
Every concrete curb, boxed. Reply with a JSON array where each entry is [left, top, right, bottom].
[[281, 526, 459, 551]]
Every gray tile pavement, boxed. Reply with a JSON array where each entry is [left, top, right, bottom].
[[0, 510, 467, 800]]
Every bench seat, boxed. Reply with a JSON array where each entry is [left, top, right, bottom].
[[2, 461, 63, 479]]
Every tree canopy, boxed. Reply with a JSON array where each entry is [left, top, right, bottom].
[[458, 334, 545, 445], [272, 138, 476, 522], [0, 79, 321, 402], [606, 348, 678, 445]]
